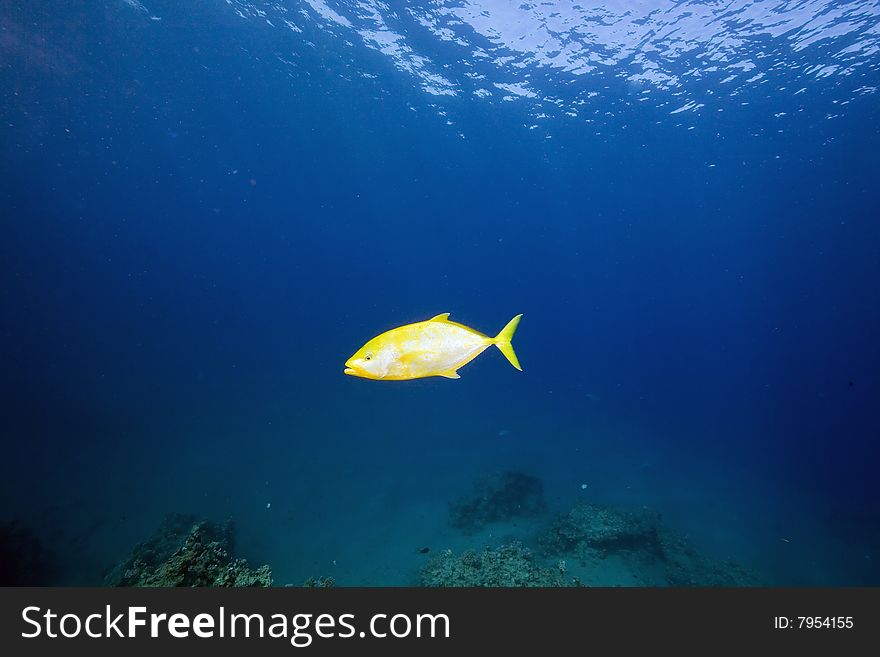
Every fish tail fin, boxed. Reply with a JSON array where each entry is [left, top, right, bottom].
[[493, 314, 523, 371]]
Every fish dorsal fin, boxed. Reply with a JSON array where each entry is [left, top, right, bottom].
[[439, 370, 460, 379], [428, 313, 451, 322]]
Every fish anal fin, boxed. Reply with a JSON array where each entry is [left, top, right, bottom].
[[438, 370, 460, 379], [428, 313, 451, 322]]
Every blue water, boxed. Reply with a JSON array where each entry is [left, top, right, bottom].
[[1, 0, 879, 586]]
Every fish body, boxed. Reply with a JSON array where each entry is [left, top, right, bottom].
[[344, 313, 522, 381]]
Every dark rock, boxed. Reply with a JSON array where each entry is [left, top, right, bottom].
[[449, 471, 546, 533]]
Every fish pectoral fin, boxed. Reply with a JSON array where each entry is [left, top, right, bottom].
[[399, 351, 424, 365], [438, 370, 460, 379], [428, 313, 451, 322]]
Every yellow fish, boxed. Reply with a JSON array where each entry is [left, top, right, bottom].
[[344, 313, 523, 380]]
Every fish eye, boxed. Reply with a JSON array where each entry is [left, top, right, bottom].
[[364, 352, 373, 361]]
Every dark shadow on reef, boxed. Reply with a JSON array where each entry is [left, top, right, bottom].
[[449, 470, 547, 533], [0, 521, 56, 586]]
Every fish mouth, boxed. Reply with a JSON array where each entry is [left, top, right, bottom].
[[344, 367, 356, 376]]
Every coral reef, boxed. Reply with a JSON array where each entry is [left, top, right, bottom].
[[303, 575, 335, 588], [420, 542, 570, 587], [104, 513, 272, 587], [0, 521, 54, 586], [449, 471, 546, 533], [437, 473, 757, 587], [539, 502, 661, 555], [538, 502, 755, 586]]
